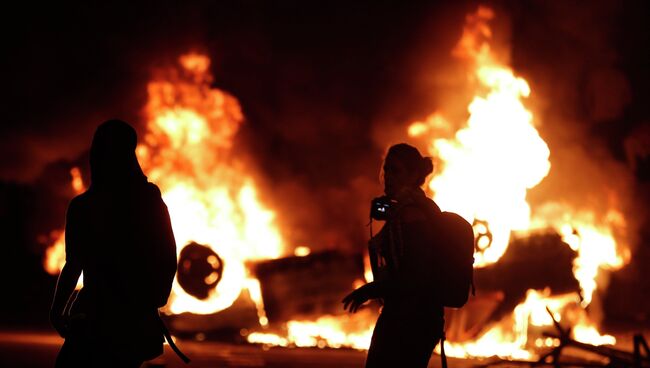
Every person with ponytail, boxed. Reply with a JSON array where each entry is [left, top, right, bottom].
[[50, 120, 178, 367], [343, 143, 444, 368]]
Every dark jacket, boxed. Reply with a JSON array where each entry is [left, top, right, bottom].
[[369, 188, 444, 316], [66, 181, 177, 360]]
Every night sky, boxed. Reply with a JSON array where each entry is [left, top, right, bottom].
[[1, 0, 649, 328]]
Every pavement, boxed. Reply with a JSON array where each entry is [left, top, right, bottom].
[[0, 330, 478, 368]]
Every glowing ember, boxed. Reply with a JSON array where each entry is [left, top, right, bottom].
[[70, 167, 84, 194], [245, 278, 269, 327], [293, 246, 311, 257]]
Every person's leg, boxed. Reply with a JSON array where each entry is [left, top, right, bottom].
[[54, 339, 74, 368], [109, 357, 143, 368], [365, 313, 386, 368], [92, 354, 143, 368], [399, 332, 441, 367], [92, 347, 144, 368], [397, 316, 442, 368], [365, 312, 403, 368], [55, 337, 92, 368]]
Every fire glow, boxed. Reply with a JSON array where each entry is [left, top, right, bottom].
[[43, 5, 632, 362]]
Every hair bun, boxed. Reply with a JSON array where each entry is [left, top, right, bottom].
[[385, 143, 434, 186]]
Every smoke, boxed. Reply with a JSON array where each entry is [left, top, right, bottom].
[[504, 1, 645, 250], [504, 1, 650, 322], [226, 1, 457, 251]]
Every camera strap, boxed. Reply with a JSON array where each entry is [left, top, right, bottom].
[[440, 330, 448, 368]]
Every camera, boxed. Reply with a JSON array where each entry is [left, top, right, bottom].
[[370, 196, 396, 221]]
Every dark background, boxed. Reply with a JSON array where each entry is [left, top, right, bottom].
[[0, 0, 648, 331]]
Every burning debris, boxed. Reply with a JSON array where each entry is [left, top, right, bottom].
[[253, 251, 364, 323], [480, 308, 650, 367], [473, 232, 580, 326]]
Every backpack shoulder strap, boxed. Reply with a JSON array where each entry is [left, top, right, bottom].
[[158, 313, 191, 364]]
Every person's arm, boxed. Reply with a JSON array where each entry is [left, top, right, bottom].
[[343, 205, 438, 312], [50, 262, 82, 336], [341, 278, 379, 311], [343, 230, 390, 312], [50, 201, 83, 337]]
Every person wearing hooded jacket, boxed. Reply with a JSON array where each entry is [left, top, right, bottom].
[[50, 120, 177, 368]]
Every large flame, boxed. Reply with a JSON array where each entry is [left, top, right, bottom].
[[138, 53, 285, 315], [409, 6, 550, 266], [407, 5, 628, 358]]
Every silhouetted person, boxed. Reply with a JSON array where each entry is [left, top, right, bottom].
[[343, 143, 444, 368], [50, 120, 177, 368]]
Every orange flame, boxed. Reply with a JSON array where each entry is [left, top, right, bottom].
[[70, 167, 84, 194], [43, 167, 86, 275], [247, 309, 376, 350], [44, 230, 65, 276], [138, 52, 286, 315], [409, 6, 550, 266], [406, 5, 627, 357]]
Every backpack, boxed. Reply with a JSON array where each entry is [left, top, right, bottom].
[[395, 195, 475, 308], [436, 212, 475, 368], [371, 193, 475, 308], [435, 211, 476, 308]]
